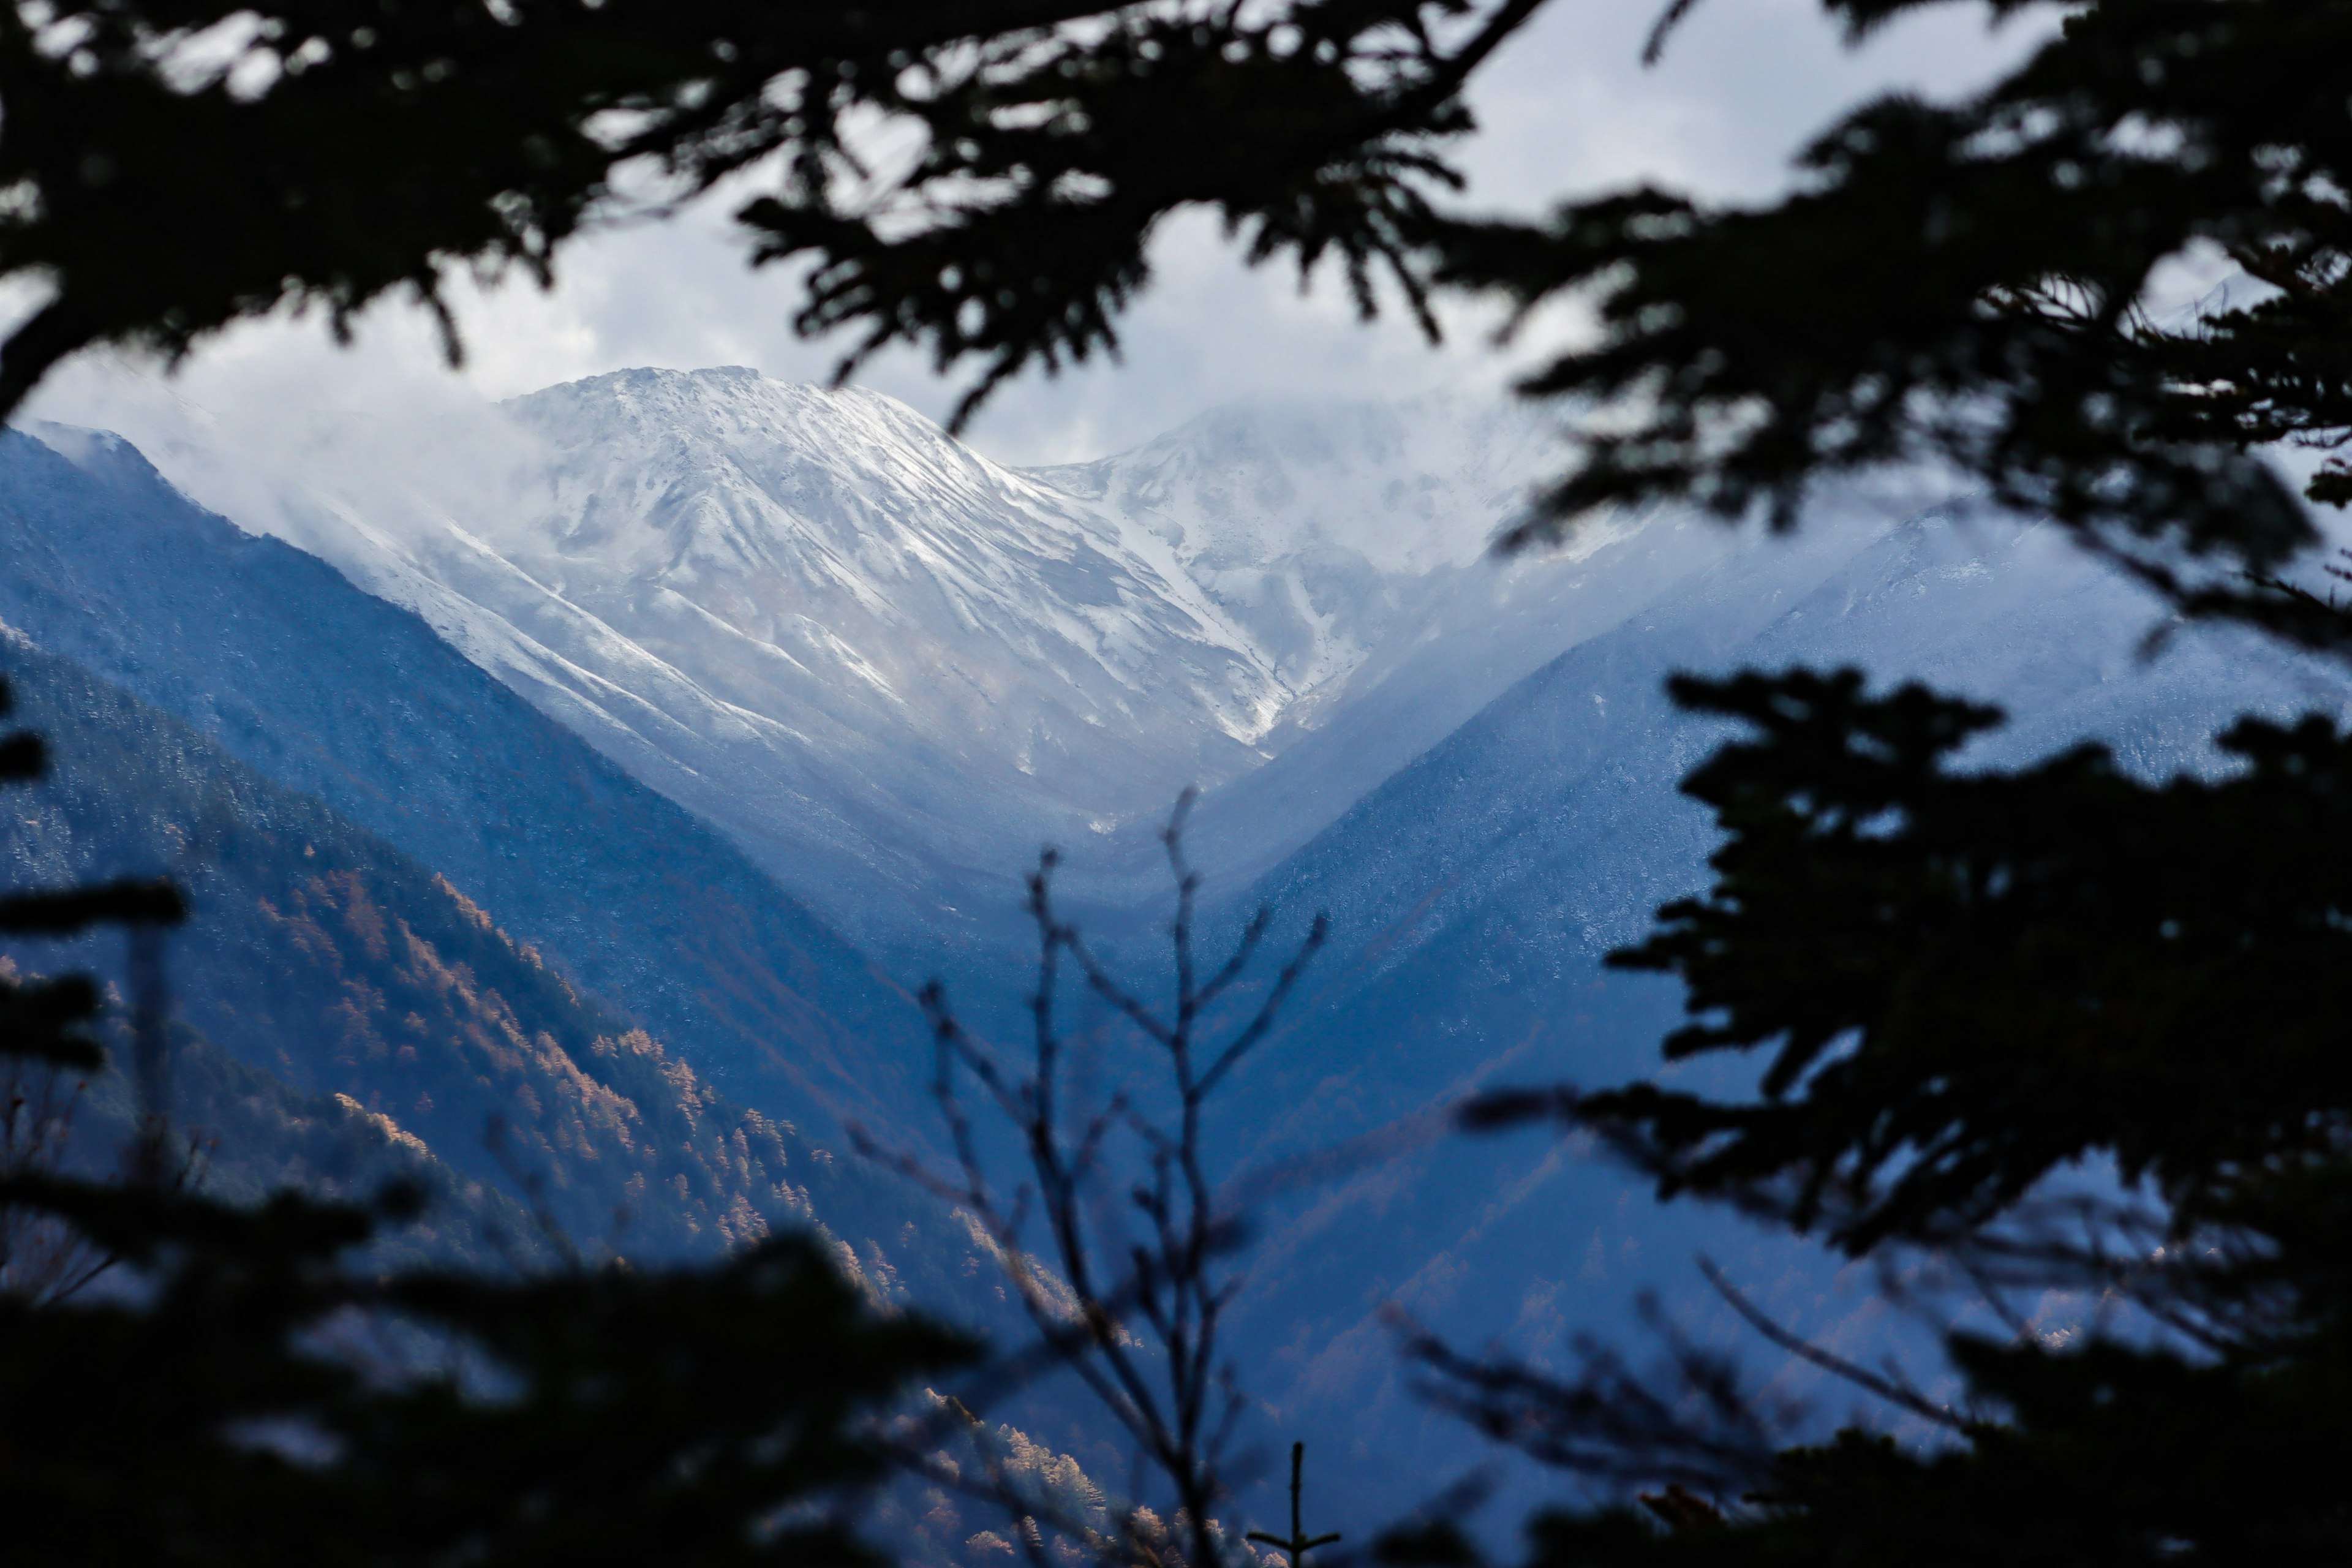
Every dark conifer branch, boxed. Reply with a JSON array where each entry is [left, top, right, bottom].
[[1449, 655, 2352, 1561], [0, 0, 1547, 430], [1392, 1292, 1793, 1493], [1694, 1256, 1966, 1433], [1435, 0, 2352, 645]]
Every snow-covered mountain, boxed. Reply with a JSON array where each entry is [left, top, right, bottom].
[[244, 368, 1308, 940], [78, 368, 1662, 947], [0, 424, 938, 1143], [1033, 401, 1940, 907], [21, 365, 1934, 952], [1031, 393, 1562, 701]]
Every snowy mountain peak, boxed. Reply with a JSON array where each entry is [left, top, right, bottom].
[[32, 365, 1627, 946], [496, 368, 1281, 741], [509, 369, 1069, 579], [1027, 390, 1561, 695], [1034, 391, 1553, 573]]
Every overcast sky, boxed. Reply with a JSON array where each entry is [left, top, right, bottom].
[[29, 0, 2050, 468]]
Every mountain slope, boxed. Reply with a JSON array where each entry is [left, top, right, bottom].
[[1047, 492, 1904, 910], [0, 630, 976, 1294], [0, 426, 934, 1144], [1105, 508, 2351, 1527], [53, 372, 1653, 951], [255, 368, 1295, 943], [1028, 393, 1559, 696], [22, 375, 2335, 1528]]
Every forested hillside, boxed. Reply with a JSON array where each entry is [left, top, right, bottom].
[[0, 426, 937, 1147], [0, 630, 978, 1296]]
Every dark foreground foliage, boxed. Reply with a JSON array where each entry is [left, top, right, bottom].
[[12, 0, 2352, 1562], [1417, 0, 2352, 1561], [0, 675, 971, 1568], [0, 0, 1543, 425], [1455, 669, 2352, 1562], [1445, 0, 2352, 642]]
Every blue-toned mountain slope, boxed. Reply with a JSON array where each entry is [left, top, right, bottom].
[[0, 426, 935, 1145], [17, 396, 2340, 1537], [0, 629, 984, 1298], [1147, 507, 2351, 1526]]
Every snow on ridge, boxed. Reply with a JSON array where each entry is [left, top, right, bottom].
[[500, 366, 1282, 718], [227, 363, 1335, 938], [1027, 390, 1558, 571], [1025, 389, 1567, 700], [472, 366, 1619, 938], [33, 360, 1634, 944]]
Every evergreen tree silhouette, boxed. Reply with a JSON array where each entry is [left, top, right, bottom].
[[13, 1, 2352, 1560], [0, 0, 1545, 426], [1412, 1, 2352, 1560]]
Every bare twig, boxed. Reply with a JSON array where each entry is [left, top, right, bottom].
[[1246, 1443, 1341, 1568], [865, 792, 1330, 1568]]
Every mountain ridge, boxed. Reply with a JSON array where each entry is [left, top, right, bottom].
[[0, 625, 981, 1292], [0, 424, 938, 1146], [36, 370, 1645, 953]]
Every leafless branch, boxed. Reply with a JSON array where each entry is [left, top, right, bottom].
[[861, 791, 1330, 1568]]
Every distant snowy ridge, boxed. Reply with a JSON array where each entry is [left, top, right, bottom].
[[70, 367, 1619, 944], [28, 366, 1899, 950], [1022, 396, 1931, 908], [219, 369, 1303, 938], [1028, 394, 1567, 696]]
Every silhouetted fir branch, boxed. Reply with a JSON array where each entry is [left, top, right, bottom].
[[0, 0, 1551, 429], [1440, 657, 2352, 1562], [1392, 1289, 1794, 1496], [1691, 1257, 1964, 1434], [1432, 0, 2352, 648]]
